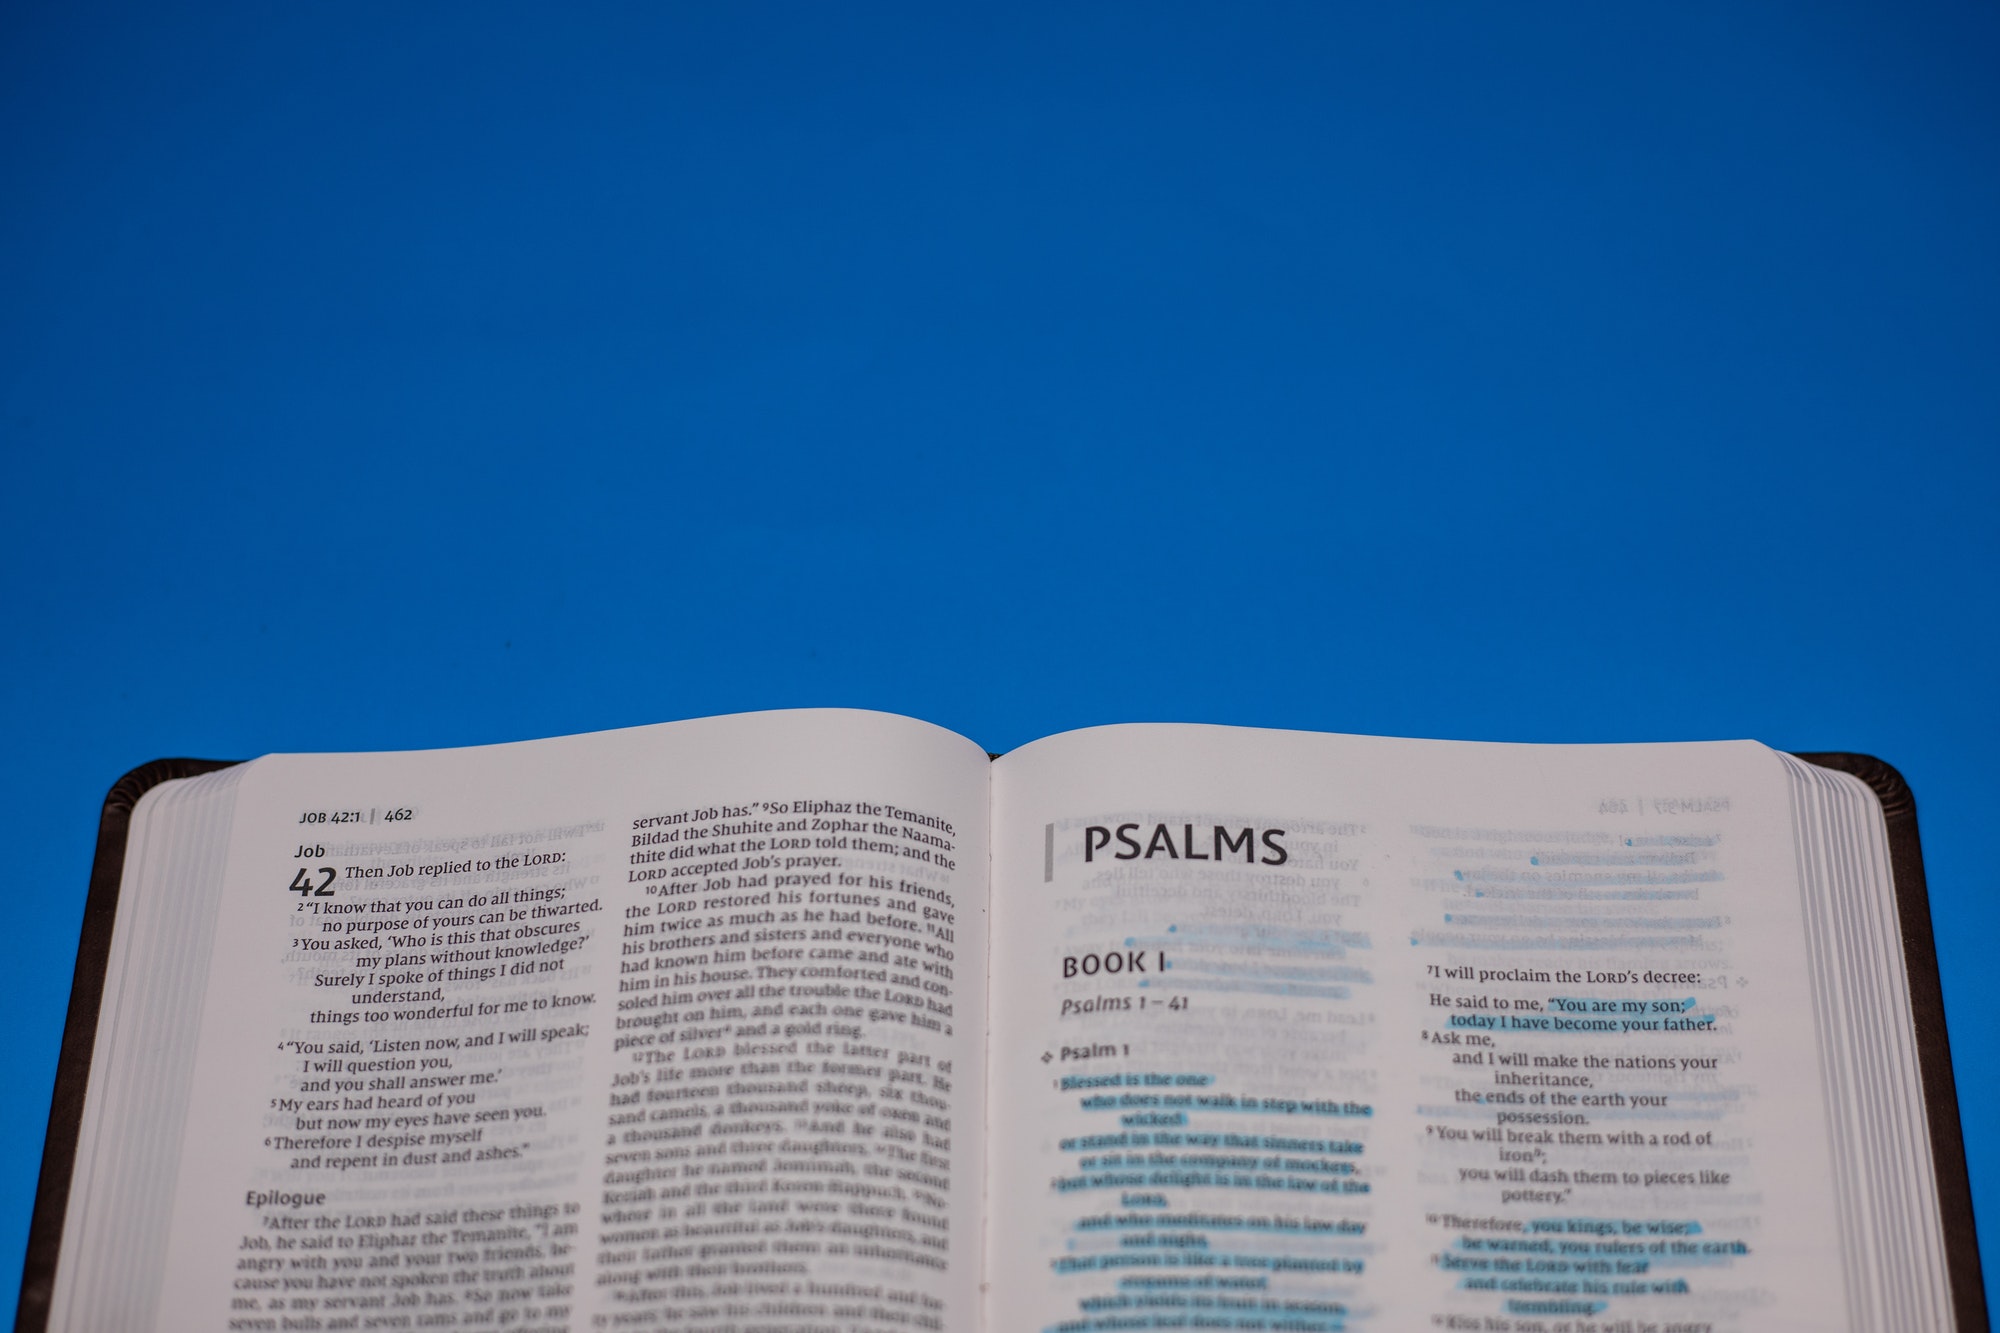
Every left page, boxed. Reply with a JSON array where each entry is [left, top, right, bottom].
[[86, 710, 989, 1332]]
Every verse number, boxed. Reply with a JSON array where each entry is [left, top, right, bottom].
[[289, 867, 336, 897]]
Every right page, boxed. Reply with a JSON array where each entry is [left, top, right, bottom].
[[986, 725, 1855, 1333]]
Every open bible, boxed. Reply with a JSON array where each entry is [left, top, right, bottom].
[[20, 711, 1984, 1332]]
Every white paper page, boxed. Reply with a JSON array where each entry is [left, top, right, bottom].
[[987, 725, 1847, 1333], [144, 709, 988, 1333]]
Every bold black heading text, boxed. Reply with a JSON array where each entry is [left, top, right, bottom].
[[1083, 823, 1287, 866]]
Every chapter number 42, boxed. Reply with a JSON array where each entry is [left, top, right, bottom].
[[289, 867, 336, 897]]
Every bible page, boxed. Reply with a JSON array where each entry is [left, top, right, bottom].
[[986, 725, 1851, 1333], [114, 710, 986, 1333]]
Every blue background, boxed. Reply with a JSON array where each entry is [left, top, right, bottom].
[[3, 0, 1996, 1316]]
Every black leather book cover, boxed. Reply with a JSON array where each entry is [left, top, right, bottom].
[[15, 753, 1987, 1330], [1793, 753, 1987, 1331], [16, 758, 238, 1333]]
